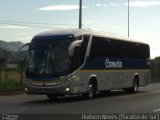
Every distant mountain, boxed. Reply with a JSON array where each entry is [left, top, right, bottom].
[[0, 40, 24, 52], [0, 40, 24, 63], [0, 48, 5, 59]]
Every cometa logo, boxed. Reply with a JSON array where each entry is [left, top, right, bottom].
[[105, 59, 123, 68]]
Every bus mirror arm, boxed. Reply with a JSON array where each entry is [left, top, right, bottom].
[[17, 43, 30, 61], [69, 45, 75, 57], [69, 40, 82, 56]]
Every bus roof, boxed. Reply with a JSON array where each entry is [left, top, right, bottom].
[[34, 29, 148, 45]]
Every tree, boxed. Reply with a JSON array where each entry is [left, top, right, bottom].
[[151, 57, 160, 80]]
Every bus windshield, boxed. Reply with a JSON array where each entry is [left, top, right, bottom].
[[26, 35, 74, 77]]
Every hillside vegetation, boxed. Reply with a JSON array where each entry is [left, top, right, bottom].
[[151, 57, 160, 82]]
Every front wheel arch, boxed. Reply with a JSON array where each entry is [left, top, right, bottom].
[[83, 77, 97, 99]]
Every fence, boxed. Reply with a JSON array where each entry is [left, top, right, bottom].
[[0, 62, 24, 85]]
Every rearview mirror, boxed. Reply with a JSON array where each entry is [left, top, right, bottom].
[[69, 40, 82, 56]]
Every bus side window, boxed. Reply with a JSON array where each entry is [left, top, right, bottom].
[[89, 36, 110, 60], [89, 37, 150, 60]]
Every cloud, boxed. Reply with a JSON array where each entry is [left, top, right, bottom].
[[84, 20, 94, 24], [108, 3, 118, 7], [95, 4, 102, 7], [125, 0, 160, 7], [0, 25, 30, 29], [104, 4, 108, 7], [95, 1, 160, 8], [37, 4, 87, 11], [95, 3, 118, 7]]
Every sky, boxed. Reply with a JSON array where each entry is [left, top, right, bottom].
[[0, 0, 160, 58]]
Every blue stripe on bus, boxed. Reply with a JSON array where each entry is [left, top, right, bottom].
[[82, 58, 150, 70], [26, 75, 60, 81], [26, 58, 150, 81]]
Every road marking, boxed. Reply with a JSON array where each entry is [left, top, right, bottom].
[[153, 109, 160, 112]]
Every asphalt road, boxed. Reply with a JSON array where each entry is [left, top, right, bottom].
[[0, 83, 160, 114]]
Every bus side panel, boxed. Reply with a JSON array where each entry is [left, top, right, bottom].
[[76, 60, 150, 93], [138, 70, 150, 86], [74, 70, 113, 93], [74, 68, 150, 94]]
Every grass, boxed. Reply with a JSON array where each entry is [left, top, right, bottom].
[[0, 80, 24, 92], [0, 70, 24, 93]]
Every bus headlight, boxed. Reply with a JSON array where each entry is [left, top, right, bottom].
[[25, 88, 28, 91], [65, 88, 70, 92]]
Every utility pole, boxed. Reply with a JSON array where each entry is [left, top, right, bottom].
[[79, 0, 82, 29], [128, 0, 130, 37]]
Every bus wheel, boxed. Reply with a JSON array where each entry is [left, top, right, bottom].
[[47, 94, 58, 100], [83, 82, 96, 99], [128, 78, 139, 93]]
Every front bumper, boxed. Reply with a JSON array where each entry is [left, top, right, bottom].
[[25, 79, 79, 95]]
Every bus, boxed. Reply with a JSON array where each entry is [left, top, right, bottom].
[[23, 29, 150, 100]]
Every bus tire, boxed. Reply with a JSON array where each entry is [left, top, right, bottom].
[[128, 78, 139, 93], [83, 81, 96, 99], [47, 94, 58, 100]]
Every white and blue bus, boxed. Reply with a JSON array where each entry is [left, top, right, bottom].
[[24, 29, 150, 99]]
